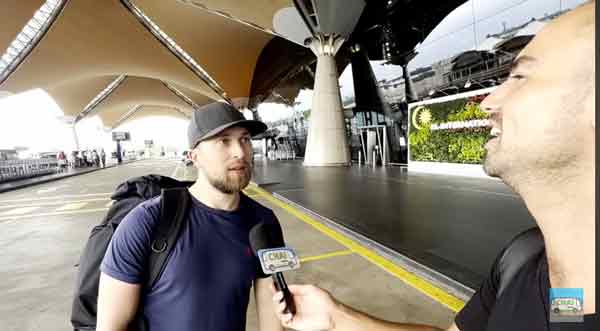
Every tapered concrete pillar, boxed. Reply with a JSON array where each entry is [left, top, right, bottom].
[[72, 124, 80, 151], [303, 35, 350, 167]]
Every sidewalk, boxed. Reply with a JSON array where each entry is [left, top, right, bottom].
[[252, 159, 536, 290], [244, 184, 460, 330], [0, 160, 137, 194], [0, 161, 458, 331]]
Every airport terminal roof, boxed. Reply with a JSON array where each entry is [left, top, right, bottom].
[[1, 0, 464, 128]]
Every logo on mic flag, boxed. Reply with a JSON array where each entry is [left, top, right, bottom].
[[257, 248, 300, 274]]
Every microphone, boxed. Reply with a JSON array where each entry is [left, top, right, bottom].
[[249, 222, 299, 315]]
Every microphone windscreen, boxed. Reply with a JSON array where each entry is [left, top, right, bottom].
[[249, 222, 285, 255], [249, 222, 269, 255]]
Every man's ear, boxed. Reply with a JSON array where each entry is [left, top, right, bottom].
[[189, 148, 201, 164]]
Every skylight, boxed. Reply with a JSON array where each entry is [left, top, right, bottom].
[[0, 0, 64, 84]]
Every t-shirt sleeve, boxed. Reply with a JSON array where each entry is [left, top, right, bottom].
[[254, 209, 285, 279], [455, 249, 503, 331], [100, 203, 156, 284]]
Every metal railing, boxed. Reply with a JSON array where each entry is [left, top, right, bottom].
[[439, 60, 513, 91], [0, 159, 59, 183]]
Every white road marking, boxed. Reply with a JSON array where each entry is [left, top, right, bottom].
[[0, 206, 41, 216], [55, 202, 89, 211], [0, 208, 109, 223], [0, 193, 112, 204], [36, 184, 68, 194], [0, 198, 109, 209], [37, 187, 58, 194]]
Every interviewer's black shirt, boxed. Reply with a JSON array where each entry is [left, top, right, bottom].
[[455, 250, 598, 331]]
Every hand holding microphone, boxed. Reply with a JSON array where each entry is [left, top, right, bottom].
[[249, 222, 299, 315]]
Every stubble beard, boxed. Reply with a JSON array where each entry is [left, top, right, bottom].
[[483, 137, 504, 178], [482, 138, 522, 193], [203, 162, 253, 194]]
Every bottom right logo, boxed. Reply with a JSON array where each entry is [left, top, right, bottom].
[[549, 288, 584, 323]]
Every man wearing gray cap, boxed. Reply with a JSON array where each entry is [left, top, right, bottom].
[[97, 102, 284, 331]]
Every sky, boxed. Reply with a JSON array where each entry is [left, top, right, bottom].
[[0, 0, 590, 154], [338, 0, 589, 96]]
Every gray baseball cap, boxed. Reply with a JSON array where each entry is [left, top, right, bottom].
[[187, 102, 267, 149]]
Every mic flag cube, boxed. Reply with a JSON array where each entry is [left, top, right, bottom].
[[257, 247, 301, 274]]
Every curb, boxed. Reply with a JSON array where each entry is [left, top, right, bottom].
[[0, 160, 139, 194], [249, 181, 474, 311]]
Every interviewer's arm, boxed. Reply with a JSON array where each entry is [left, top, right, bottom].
[[255, 277, 284, 331], [273, 285, 459, 331], [330, 301, 447, 331]]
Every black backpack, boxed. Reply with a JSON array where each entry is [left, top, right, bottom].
[[494, 226, 545, 299], [70, 175, 193, 330]]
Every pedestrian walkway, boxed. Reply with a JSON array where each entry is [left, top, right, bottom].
[[252, 159, 536, 289], [0, 159, 459, 331], [244, 183, 464, 327], [0, 159, 137, 194]]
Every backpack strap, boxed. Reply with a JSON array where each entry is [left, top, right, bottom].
[[495, 227, 544, 299], [145, 187, 190, 290]]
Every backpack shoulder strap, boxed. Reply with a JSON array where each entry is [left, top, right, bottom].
[[145, 187, 190, 290], [495, 226, 544, 299]]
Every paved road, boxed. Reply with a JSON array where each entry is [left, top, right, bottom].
[[253, 160, 536, 289], [0, 159, 183, 331], [0, 159, 457, 331]]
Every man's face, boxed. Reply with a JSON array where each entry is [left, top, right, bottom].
[[191, 126, 254, 194], [481, 5, 595, 184]]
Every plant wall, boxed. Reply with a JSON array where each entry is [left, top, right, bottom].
[[408, 94, 491, 164]]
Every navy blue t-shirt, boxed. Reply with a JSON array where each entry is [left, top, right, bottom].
[[100, 192, 283, 331]]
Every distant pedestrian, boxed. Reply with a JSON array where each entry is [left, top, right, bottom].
[[68, 152, 75, 169], [100, 149, 106, 168], [82, 151, 89, 167], [57, 151, 67, 173], [92, 150, 100, 167]]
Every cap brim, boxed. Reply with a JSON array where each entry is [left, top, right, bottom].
[[191, 120, 268, 148]]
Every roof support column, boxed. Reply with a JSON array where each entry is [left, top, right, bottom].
[[303, 34, 350, 167], [401, 62, 418, 103], [72, 123, 80, 151]]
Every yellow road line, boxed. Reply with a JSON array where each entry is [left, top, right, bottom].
[[0, 193, 111, 204], [0, 207, 109, 222], [249, 184, 465, 313], [55, 202, 89, 211], [301, 250, 354, 263], [0, 198, 109, 210]]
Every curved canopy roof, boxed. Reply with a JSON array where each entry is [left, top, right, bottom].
[[132, 0, 274, 98], [92, 76, 211, 128], [113, 105, 190, 129], [0, 0, 466, 128], [1, 0, 220, 99], [0, 0, 303, 126], [45, 75, 120, 118], [0, 1, 45, 57], [177, 0, 292, 33]]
